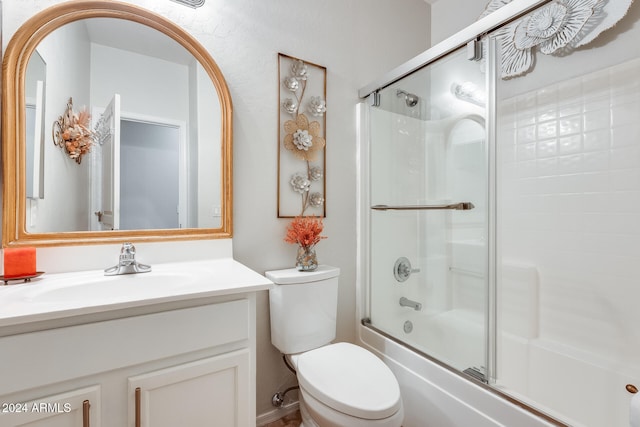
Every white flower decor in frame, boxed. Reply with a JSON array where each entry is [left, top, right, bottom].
[[307, 96, 327, 117], [480, 0, 635, 79], [278, 53, 327, 218]]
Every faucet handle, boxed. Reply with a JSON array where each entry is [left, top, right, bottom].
[[119, 242, 136, 265], [105, 243, 151, 276], [121, 242, 136, 253], [394, 257, 420, 282]]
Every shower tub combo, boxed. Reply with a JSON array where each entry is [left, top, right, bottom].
[[357, 0, 640, 426]]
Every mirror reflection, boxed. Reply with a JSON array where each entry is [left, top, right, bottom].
[[25, 17, 222, 233], [25, 50, 46, 200]]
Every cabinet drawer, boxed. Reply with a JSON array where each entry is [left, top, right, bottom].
[[0, 299, 249, 395], [0, 385, 100, 427]]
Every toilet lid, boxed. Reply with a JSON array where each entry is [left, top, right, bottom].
[[296, 342, 401, 420]]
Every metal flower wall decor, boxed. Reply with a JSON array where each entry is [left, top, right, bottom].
[[481, 0, 635, 78], [278, 53, 327, 217]]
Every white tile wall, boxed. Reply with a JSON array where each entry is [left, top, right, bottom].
[[497, 57, 640, 426]]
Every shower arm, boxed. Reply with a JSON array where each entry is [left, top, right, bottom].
[[371, 202, 475, 211]]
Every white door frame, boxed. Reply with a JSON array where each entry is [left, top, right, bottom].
[[89, 109, 188, 230]]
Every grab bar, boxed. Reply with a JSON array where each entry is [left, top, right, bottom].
[[371, 202, 474, 211]]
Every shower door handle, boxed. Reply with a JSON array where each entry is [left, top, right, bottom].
[[371, 202, 475, 211]]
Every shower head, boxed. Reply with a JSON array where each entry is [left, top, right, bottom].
[[396, 90, 419, 107]]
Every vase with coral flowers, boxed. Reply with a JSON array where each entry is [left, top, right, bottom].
[[284, 216, 326, 271]]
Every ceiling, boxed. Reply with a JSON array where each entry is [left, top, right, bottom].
[[83, 18, 195, 65]]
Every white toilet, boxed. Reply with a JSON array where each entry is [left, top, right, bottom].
[[266, 265, 404, 427]]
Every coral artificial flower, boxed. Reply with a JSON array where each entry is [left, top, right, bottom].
[[284, 216, 327, 248], [283, 114, 325, 161]]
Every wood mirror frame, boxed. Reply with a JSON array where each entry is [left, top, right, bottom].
[[2, 0, 233, 247]]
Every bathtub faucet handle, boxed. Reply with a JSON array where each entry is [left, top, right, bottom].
[[394, 257, 420, 282]]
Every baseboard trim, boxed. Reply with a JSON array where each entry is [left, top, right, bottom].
[[256, 401, 300, 426]]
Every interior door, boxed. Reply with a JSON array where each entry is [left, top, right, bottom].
[[97, 93, 121, 230]]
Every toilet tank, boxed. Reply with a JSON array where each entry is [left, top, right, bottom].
[[266, 265, 340, 354]]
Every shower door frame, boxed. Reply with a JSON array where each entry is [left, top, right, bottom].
[[358, 0, 552, 99], [357, 0, 570, 425]]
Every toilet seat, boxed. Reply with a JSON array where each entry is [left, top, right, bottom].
[[295, 342, 402, 420], [300, 388, 404, 427]]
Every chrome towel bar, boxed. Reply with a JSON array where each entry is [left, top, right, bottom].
[[371, 202, 475, 211]]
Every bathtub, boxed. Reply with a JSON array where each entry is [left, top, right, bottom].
[[359, 303, 637, 427], [358, 317, 561, 427], [355, 101, 633, 427]]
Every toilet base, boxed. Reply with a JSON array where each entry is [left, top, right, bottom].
[[299, 398, 318, 427]]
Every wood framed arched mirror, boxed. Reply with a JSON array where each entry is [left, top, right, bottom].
[[2, 0, 233, 247]]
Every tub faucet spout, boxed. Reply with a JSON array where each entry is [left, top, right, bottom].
[[399, 297, 422, 311], [104, 242, 152, 276]]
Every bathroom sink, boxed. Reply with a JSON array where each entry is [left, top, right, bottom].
[[0, 258, 273, 328], [21, 272, 194, 303]]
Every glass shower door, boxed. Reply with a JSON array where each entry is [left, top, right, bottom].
[[367, 44, 489, 377]]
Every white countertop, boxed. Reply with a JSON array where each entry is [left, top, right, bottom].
[[0, 258, 272, 329]]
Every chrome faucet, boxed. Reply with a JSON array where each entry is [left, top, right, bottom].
[[104, 242, 151, 276], [399, 297, 422, 311]]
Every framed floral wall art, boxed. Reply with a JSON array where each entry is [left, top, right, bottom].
[[278, 53, 327, 218]]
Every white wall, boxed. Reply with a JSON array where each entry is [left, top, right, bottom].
[[91, 44, 190, 123], [216, 0, 431, 417], [195, 64, 221, 229], [429, 0, 487, 46], [2, 0, 431, 419], [28, 20, 91, 232]]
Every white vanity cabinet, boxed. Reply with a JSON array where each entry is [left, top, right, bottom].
[[128, 350, 249, 427], [0, 295, 257, 427]]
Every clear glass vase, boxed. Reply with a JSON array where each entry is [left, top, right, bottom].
[[296, 245, 318, 271]]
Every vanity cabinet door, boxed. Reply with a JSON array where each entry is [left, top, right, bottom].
[[128, 349, 250, 427], [0, 386, 100, 427]]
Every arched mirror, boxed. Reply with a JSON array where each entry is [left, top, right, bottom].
[[2, 1, 232, 247]]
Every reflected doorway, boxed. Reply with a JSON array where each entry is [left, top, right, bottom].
[[120, 119, 182, 230]]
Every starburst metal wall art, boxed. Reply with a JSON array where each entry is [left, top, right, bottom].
[[480, 0, 635, 78], [170, 0, 205, 8]]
